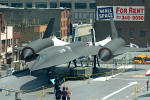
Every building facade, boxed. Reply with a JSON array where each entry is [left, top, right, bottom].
[[95, 0, 150, 47], [0, 0, 95, 24], [0, 13, 21, 64], [0, 26, 13, 64], [0, 8, 70, 42]]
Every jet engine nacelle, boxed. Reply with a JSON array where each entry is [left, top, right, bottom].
[[21, 46, 37, 61], [98, 47, 112, 61], [21, 39, 54, 61], [98, 38, 125, 62]]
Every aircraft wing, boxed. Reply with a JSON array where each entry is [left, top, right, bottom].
[[113, 47, 148, 56], [28, 42, 101, 71]]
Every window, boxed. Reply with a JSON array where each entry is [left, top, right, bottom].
[[142, 0, 145, 4], [60, 2, 71, 8], [90, 12, 94, 19], [61, 12, 64, 18], [64, 12, 66, 18], [79, 12, 82, 19], [10, 39, 12, 45], [130, 29, 134, 39], [8, 39, 11, 47], [83, 12, 87, 19], [35, 2, 47, 8], [62, 22, 64, 27], [61, 22, 62, 27], [50, 2, 57, 8], [117, 28, 122, 38], [26, 2, 32, 8], [78, 37, 81, 41], [75, 3, 87, 9], [11, 3, 23, 8], [83, 20, 87, 24], [89, 19, 93, 24], [93, 12, 95, 19], [75, 20, 78, 23], [67, 11, 70, 17], [65, 30, 67, 36], [130, 0, 135, 3], [2, 26, 5, 33], [140, 31, 146, 37], [0, 3, 8, 6], [75, 12, 78, 19], [89, 3, 95, 9], [64, 21, 66, 27]]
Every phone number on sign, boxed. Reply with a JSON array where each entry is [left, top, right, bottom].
[[116, 15, 144, 21]]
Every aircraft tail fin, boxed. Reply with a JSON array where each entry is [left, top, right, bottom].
[[43, 18, 55, 39], [110, 19, 118, 39]]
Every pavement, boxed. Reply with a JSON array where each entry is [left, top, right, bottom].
[[62, 64, 150, 100], [0, 64, 150, 100]]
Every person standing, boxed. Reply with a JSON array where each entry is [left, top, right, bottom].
[[55, 87, 61, 100], [62, 87, 67, 100], [55, 77, 60, 85], [54, 77, 60, 93], [66, 87, 71, 100], [147, 80, 149, 92]]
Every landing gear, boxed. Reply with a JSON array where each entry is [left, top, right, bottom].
[[92, 55, 100, 74], [68, 59, 78, 68]]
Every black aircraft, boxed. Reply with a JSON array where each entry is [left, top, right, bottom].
[[20, 19, 148, 71]]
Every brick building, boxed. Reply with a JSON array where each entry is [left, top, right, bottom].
[[0, 7, 70, 43], [95, 0, 150, 47]]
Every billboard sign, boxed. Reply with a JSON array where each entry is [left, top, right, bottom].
[[97, 6, 145, 21]]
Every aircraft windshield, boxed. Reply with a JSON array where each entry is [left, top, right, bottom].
[[36, 55, 46, 61]]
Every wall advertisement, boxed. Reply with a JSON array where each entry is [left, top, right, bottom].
[[97, 6, 145, 21]]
